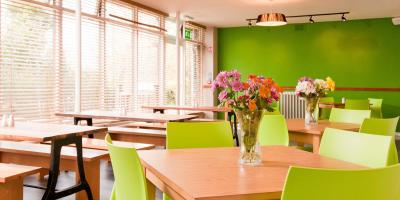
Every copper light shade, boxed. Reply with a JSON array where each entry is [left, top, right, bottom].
[[256, 13, 287, 26]]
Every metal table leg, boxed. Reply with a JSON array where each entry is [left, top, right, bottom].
[[42, 135, 93, 200], [74, 117, 94, 138]]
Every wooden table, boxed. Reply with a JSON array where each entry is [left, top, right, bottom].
[[139, 146, 364, 200], [0, 122, 107, 200], [318, 102, 345, 108], [55, 110, 199, 126], [287, 119, 360, 153], [142, 106, 239, 146]]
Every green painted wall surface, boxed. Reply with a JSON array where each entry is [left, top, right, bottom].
[[218, 18, 400, 129]]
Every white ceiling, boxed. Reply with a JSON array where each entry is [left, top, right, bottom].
[[132, 0, 400, 27]]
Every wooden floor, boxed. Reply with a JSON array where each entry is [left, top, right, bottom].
[[23, 160, 162, 200]]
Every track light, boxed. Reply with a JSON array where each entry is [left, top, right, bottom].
[[341, 14, 347, 21], [309, 16, 315, 23]]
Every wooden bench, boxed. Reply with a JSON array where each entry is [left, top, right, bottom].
[[123, 122, 166, 130], [0, 163, 42, 200], [0, 141, 108, 200], [80, 138, 155, 151], [108, 127, 166, 146]]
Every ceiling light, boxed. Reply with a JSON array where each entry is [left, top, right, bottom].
[[341, 14, 347, 21], [309, 16, 315, 23], [256, 13, 287, 26]]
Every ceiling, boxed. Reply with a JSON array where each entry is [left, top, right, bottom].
[[132, 0, 400, 27]]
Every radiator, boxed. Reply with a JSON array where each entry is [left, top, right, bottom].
[[279, 92, 305, 119]]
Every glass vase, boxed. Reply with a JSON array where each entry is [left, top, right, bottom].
[[235, 109, 263, 166], [305, 97, 319, 125]]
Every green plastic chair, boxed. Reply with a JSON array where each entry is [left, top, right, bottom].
[[281, 164, 400, 200], [105, 134, 148, 200], [166, 121, 233, 149], [318, 97, 334, 120], [344, 99, 370, 110], [165, 121, 234, 199], [319, 128, 394, 168], [258, 115, 289, 146], [369, 98, 383, 118], [360, 117, 400, 166], [329, 108, 371, 125]]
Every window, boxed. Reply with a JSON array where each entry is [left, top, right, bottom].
[[0, 0, 167, 121]]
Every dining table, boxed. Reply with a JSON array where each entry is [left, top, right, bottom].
[[138, 146, 365, 200], [0, 122, 107, 200], [142, 105, 239, 146], [286, 119, 360, 153]]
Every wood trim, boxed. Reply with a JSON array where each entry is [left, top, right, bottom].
[[117, 0, 169, 16], [186, 21, 207, 29], [282, 86, 400, 92]]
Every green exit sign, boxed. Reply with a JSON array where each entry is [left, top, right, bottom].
[[184, 28, 192, 40]]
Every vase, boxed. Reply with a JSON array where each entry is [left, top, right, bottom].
[[235, 109, 263, 166], [305, 97, 319, 125]]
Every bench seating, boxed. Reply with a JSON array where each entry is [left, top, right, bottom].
[[108, 127, 166, 146], [122, 122, 166, 130], [80, 138, 155, 151], [0, 163, 41, 200], [0, 141, 108, 200]]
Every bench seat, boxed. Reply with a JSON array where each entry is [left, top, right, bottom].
[[0, 163, 42, 200], [81, 138, 155, 151], [122, 122, 166, 130], [108, 127, 166, 146], [0, 141, 108, 200]]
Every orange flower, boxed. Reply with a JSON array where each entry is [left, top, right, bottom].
[[259, 85, 270, 98], [243, 82, 250, 89], [249, 74, 257, 80], [274, 83, 284, 93], [248, 99, 257, 111], [263, 78, 273, 85]]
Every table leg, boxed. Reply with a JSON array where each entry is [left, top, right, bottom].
[[0, 178, 23, 200], [312, 135, 321, 153], [74, 117, 94, 138], [228, 112, 239, 146], [153, 109, 165, 114], [146, 177, 156, 200], [41, 136, 94, 200]]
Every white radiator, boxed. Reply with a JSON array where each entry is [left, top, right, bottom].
[[279, 92, 305, 119]]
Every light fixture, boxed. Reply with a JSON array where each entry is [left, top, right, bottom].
[[256, 13, 287, 26], [309, 16, 315, 23], [246, 12, 349, 26], [341, 14, 347, 21]]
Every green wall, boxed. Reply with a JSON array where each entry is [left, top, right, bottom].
[[218, 18, 400, 129]]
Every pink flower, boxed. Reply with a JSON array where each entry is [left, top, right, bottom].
[[218, 91, 228, 101], [231, 80, 244, 92]]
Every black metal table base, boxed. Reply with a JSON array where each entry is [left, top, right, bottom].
[[41, 135, 93, 200], [74, 117, 94, 138]]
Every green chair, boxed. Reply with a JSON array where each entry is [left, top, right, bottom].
[[344, 99, 370, 110], [369, 98, 383, 118], [360, 117, 400, 166], [165, 121, 234, 199], [166, 121, 233, 149], [258, 115, 289, 146], [318, 97, 334, 120], [329, 108, 371, 125], [281, 164, 400, 200], [319, 128, 394, 168], [105, 134, 148, 200]]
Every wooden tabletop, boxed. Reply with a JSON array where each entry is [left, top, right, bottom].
[[0, 163, 42, 183], [286, 119, 360, 135], [0, 122, 107, 142], [139, 146, 364, 200], [55, 110, 198, 123], [142, 105, 232, 113]]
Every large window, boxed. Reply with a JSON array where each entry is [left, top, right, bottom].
[[0, 0, 204, 121]]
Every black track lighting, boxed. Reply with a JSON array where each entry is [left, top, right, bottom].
[[341, 14, 347, 21], [309, 16, 315, 23]]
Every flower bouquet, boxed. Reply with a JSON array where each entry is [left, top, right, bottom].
[[212, 70, 282, 165], [295, 77, 335, 124]]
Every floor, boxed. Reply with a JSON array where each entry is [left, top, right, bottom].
[[23, 160, 162, 200]]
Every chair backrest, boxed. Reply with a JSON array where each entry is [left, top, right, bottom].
[[344, 99, 370, 110], [318, 97, 334, 120], [360, 117, 399, 136], [105, 134, 148, 200], [368, 98, 383, 118], [319, 128, 393, 168], [281, 164, 400, 200], [258, 115, 289, 146], [360, 117, 400, 166], [329, 108, 371, 125], [166, 121, 233, 149]]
